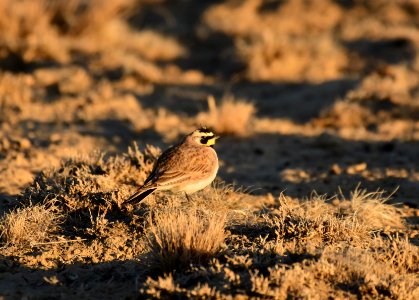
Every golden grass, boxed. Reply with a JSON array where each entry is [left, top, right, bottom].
[[0, 146, 416, 298], [0, 200, 62, 247], [0, 0, 67, 62], [22, 143, 160, 214], [0, 1, 417, 297], [0, 0, 135, 62], [0, 0, 137, 62], [0, 73, 34, 123], [204, 0, 348, 82], [0, 0, 188, 86], [348, 188, 405, 229], [315, 66, 419, 141], [146, 206, 226, 271], [197, 95, 256, 136]]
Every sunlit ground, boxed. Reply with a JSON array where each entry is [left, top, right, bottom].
[[0, 0, 418, 298]]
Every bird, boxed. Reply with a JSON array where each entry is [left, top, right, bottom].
[[125, 127, 219, 204]]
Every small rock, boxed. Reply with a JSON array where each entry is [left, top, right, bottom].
[[50, 133, 61, 143], [347, 162, 367, 174], [18, 138, 32, 149], [330, 163, 342, 175]]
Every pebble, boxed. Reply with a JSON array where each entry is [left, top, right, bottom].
[[330, 163, 342, 175], [18, 138, 31, 149], [347, 162, 367, 174]]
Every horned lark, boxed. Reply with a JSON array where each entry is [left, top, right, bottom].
[[125, 127, 219, 204]]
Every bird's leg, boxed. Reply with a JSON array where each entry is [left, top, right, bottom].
[[184, 192, 191, 202]]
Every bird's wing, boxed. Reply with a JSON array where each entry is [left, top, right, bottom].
[[149, 146, 214, 188]]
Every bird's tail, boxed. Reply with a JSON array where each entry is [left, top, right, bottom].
[[125, 187, 156, 204]]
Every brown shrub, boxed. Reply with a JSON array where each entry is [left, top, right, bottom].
[[0, 200, 62, 247], [146, 206, 226, 271]]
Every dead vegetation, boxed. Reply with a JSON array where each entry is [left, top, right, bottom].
[[146, 206, 226, 272], [197, 95, 256, 136], [204, 0, 348, 82], [0, 0, 137, 63], [0, 0, 418, 299], [315, 66, 419, 140], [23, 144, 160, 213], [204, 0, 419, 83], [1, 145, 417, 298], [0, 200, 62, 248], [140, 190, 417, 299]]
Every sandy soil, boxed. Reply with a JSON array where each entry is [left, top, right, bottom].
[[0, 0, 418, 299]]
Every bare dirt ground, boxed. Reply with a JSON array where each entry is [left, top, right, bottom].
[[0, 0, 418, 299]]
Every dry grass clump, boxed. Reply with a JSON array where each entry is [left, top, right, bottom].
[[349, 66, 419, 105], [0, 0, 68, 62], [260, 194, 371, 252], [0, 0, 188, 85], [0, 200, 62, 247], [0, 0, 136, 63], [140, 189, 416, 299], [204, 0, 348, 82], [303, 245, 418, 300], [204, 0, 419, 82], [0, 72, 34, 123], [146, 206, 226, 272], [196, 95, 256, 136], [370, 235, 418, 274], [49, 0, 136, 36], [23, 144, 160, 213], [315, 98, 375, 129], [346, 188, 404, 229], [142, 273, 222, 299], [237, 33, 348, 82], [315, 66, 419, 139]]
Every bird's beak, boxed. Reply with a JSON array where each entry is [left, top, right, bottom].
[[214, 135, 220, 140]]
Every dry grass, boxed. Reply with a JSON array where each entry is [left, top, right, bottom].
[[204, 0, 419, 83], [0, 0, 418, 298], [204, 0, 348, 82], [0, 0, 188, 86], [197, 95, 256, 136], [0, 73, 34, 123], [315, 66, 419, 139], [0, 0, 136, 62], [140, 188, 416, 298], [0, 200, 62, 247], [0, 146, 416, 298], [347, 188, 405, 229], [146, 206, 226, 272], [270, 194, 372, 248], [17, 143, 160, 238]]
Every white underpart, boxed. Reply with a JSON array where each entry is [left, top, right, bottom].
[[172, 165, 218, 194]]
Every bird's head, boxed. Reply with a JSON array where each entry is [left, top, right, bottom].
[[188, 127, 219, 147]]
